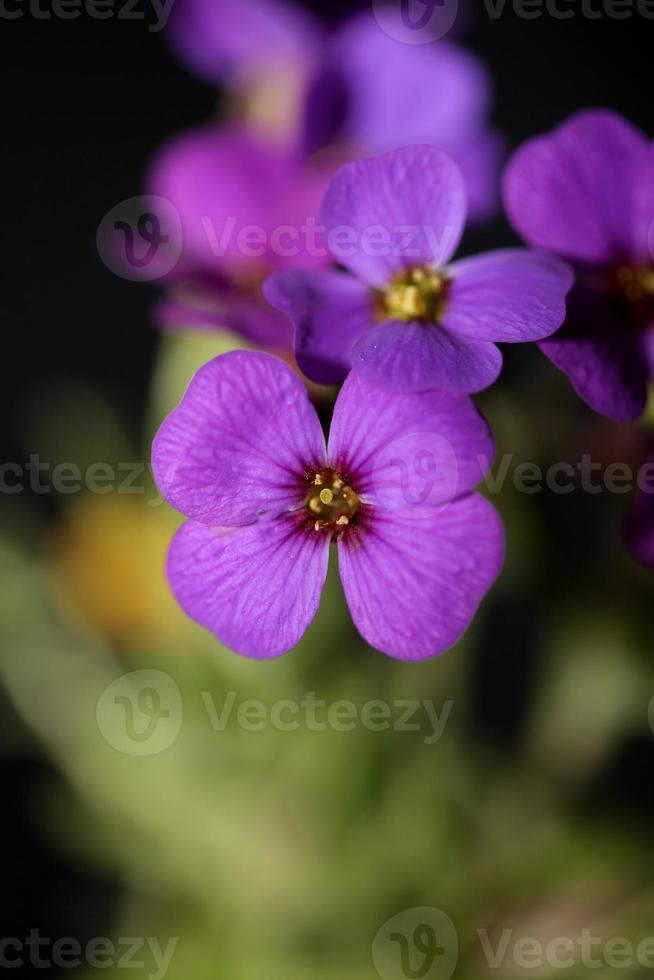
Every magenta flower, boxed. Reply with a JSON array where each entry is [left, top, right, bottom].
[[264, 145, 573, 393], [152, 350, 504, 660], [504, 109, 654, 421], [147, 124, 331, 348]]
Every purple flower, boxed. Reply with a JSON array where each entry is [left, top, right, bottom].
[[147, 124, 331, 348], [165, 3, 502, 223], [152, 350, 504, 660], [300, 11, 503, 222], [504, 109, 654, 421], [264, 145, 573, 393], [166, 0, 323, 90]]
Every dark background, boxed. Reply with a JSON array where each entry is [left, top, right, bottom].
[[2, 1, 653, 973]]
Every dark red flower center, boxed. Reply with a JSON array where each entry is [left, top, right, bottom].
[[305, 467, 360, 534]]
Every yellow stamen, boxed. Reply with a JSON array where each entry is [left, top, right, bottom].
[[306, 467, 360, 533], [378, 265, 449, 324]]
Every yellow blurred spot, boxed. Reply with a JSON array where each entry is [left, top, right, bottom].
[[379, 266, 449, 323], [234, 62, 309, 141], [49, 495, 184, 648]]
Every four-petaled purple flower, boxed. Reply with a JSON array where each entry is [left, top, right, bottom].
[[264, 145, 573, 394], [152, 350, 504, 659], [504, 109, 654, 421]]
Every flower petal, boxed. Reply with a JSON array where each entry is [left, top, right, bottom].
[[540, 333, 648, 422], [539, 283, 649, 421], [152, 350, 326, 525], [306, 13, 491, 156], [166, 0, 321, 87], [168, 516, 329, 658], [338, 494, 504, 660], [350, 319, 503, 394], [264, 268, 371, 384], [444, 249, 573, 342], [300, 14, 502, 223], [147, 124, 327, 279], [503, 109, 649, 265], [320, 145, 467, 288], [328, 371, 495, 506]]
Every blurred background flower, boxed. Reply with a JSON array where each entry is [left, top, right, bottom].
[[144, 0, 502, 356]]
